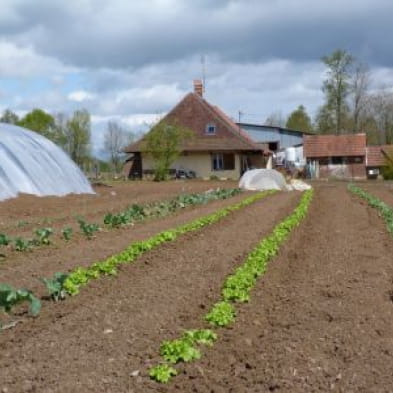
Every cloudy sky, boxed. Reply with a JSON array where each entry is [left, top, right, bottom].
[[1, 0, 393, 156]]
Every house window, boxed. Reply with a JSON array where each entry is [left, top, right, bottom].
[[331, 157, 343, 165], [206, 123, 216, 135], [211, 153, 235, 171]]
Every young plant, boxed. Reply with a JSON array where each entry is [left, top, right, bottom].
[[204, 301, 236, 327], [62, 227, 73, 241], [0, 233, 11, 246], [0, 284, 41, 316], [182, 329, 217, 346], [159, 338, 201, 363], [40, 272, 69, 301], [34, 227, 54, 245], [77, 218, 100, 239], [13, 237, 32, 252], [149, 364, 177, 383]]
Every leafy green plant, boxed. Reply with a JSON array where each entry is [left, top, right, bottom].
[[40, 272, 69, 301], [77, 218, 100, 239], [160, 338, 201, 363], [0, 283, 41, 316], [13, 237, 32, 252], [204, 301, 236, 327], [182, 329, 217, 346], [63, 191, 273, 296], [0, 234, 11, 246], [149, 364, 177, 383], [62, 227, 73, 241], [34, 227, 54, 245]]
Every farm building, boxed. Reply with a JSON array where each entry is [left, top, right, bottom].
[[124, 81, 311, 179], [304, 134, 393, 179], [237, 123, 311, 152], [304, 134, 367, 179], [124, 81, 267, 179], [366, 145, 393, 178]]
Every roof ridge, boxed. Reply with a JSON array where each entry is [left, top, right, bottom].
[[192, 93, 259, 150]]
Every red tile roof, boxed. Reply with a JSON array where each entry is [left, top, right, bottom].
[[366, 145, 393, 166], [303, 134, 367, 157], [124, 93, 261, 153]]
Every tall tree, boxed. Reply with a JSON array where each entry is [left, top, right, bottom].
[[321, 49, 354, 134], [286, 105, 313, 132], [364, 91, 393, 144], [65, 109, 92, 167], [0, 109, 19, 124], [143, 120, 192, 181], [350, 62, 370, 133], [17, 108, 56, 139], [103, 121, 135, 173]]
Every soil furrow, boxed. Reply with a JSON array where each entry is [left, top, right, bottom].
[[0, 191, 250, 293], [0, 191, 301, 393], [171, 184, 393, 393]]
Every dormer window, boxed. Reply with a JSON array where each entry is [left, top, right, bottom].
[[205, 123, 216, 135]]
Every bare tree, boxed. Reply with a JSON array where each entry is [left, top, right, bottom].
[[364, 91, 393, 144], [351, 62, 370, 133], [265, 111, 286, 127], [104, 121, 135, 173]]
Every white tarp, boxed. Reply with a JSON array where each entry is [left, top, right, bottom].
[[239, 169, 287, 191], [0, 123, 95, 201], [239, 168, 312, 191]]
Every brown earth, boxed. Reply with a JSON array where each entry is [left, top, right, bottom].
[[0, 190, 301, 393], [0, 190, 255, 296], [360, 181, 393, 206], [0, 180, 237, 235], [1, 184, 392, 393]]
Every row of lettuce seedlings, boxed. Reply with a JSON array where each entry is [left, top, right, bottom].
[[348, 184, 393, 234], [0, 188, 242, 256], [149, 189, 314, 383], [0, 190, 274, 330]]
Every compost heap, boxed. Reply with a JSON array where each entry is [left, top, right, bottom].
[[0, 123, 94, 201], [239, 169, 311, 191]]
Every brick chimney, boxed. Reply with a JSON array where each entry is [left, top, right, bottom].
[[193, 79, 203, 97]]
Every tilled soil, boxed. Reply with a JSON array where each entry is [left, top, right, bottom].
[[0, 191, 253, 294], [0, 180, 236, 235], [0, 191, 301, 393], [171, 184, 393, 393], [361, 182, 393, 206]]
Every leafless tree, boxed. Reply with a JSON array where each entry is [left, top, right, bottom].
[[350, 62, 370, 133], [104, 121, 135, 173]]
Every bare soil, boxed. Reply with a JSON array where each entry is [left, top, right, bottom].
[[0, 180, 237, 235], [0, 191, 300, 393], [1, 183, 393, 393], [360, 181, 393, 206], [0, 190, 254, 296]]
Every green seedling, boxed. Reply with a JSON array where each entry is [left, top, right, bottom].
[[40, 272, 69, 301], [0, 234, 11, 246], [62, 227, 73, 241], [34, 227, 54, 245], [13, 237, 32, 252], [204, 301, 236, 327], [149, 364, 177, 383], [77, 218, 100, 239], [0, 283, 41, 317], [159, 338, 201, 363]]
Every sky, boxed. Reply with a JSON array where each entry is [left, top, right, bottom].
[[1, 0, 393, 157]]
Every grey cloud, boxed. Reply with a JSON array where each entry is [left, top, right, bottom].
[[2, 0, 392, 70]]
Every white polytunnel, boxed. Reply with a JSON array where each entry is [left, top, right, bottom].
[[0, 123, 95, 201]]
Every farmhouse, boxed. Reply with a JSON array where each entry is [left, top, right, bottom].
[[304, 133, 393, 179], [124, 81, 268, 179]]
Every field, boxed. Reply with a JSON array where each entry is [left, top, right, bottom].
[[0, 180, 392, 393]]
